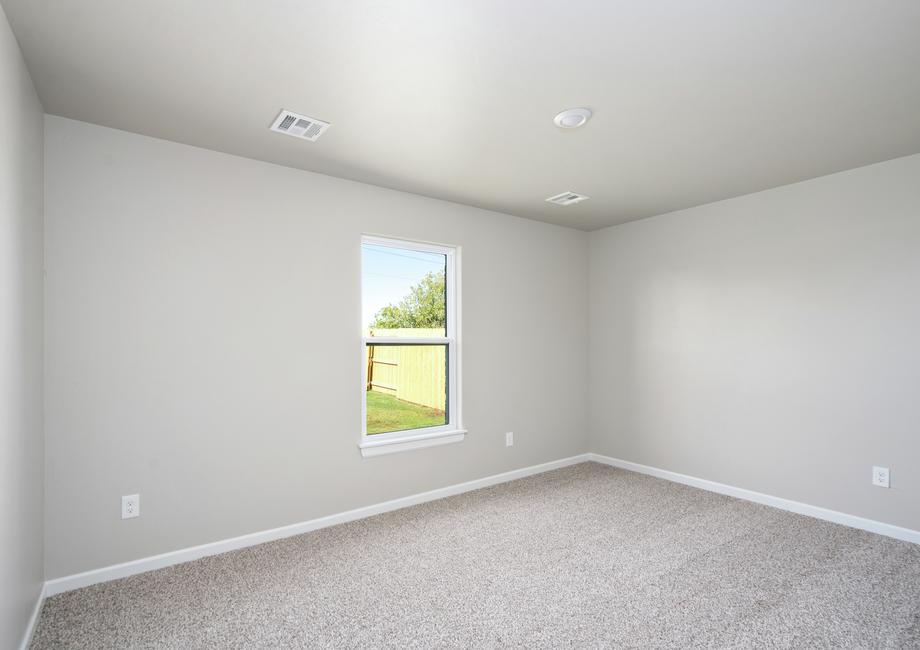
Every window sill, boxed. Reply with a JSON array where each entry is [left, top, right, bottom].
[[359, 429, 467, 458]]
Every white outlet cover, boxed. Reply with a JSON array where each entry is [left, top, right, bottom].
[[506, 432, 514, 447], [122, 494, 140, 519], [872, 466, 890, 488]]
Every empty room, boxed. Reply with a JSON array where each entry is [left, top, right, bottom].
[[3, 1, 919, 648]]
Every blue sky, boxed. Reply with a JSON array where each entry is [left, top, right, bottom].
[[361, 244, 445, 327]]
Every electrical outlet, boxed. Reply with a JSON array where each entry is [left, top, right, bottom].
[[122, 494, 140, 519], [872, 466, 890, 488], [505, 431, 514, 447]]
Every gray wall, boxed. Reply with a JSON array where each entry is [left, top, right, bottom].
[[0, 2, 44, 647], [589, 154, 920, 531], [41, 114, 920, 582], [43, 116, 589, 579]]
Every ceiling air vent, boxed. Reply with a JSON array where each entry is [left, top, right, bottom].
[[545, 191, 590, 206], [270, 109, 330, 142]]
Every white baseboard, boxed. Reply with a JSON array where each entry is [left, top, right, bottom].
[[19, 583, 45, 650], [41, 451, 918, 600], [44, 453, 591, 596], [587, 453, 920, 545]]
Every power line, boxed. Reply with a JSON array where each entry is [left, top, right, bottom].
[[363, 245, 445, 265], [363, 271, 428, 282]]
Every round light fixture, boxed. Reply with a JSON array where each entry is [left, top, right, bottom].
[[553, 107, 592, 129]]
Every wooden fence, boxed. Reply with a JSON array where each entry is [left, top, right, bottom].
[[365, 328, 446, 411]]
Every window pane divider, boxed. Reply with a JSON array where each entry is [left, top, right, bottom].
[[363, 337, 453, 345]]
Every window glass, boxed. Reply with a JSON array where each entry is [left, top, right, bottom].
[[365, 344, 447, 435], [361, 244, 446, 337], [361, 237, 457, 442]]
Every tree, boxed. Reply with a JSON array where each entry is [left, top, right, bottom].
[[371, 270, 445, 329]]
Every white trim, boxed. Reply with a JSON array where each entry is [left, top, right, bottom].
[[359, 429, 466, 457], [37, 452, 920, 599], [587, 453, 920, 545], [361, 234, 452, 256], [360, 234, 461, 448], [18, 583, 45, 650], [363, 336, 452, 345], [361, 422, 458, 444], [44, 454, 591, 596]]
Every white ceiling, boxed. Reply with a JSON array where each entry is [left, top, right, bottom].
[[5, 0, 920, 230]]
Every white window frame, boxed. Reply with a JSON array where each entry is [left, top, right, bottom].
[[359, 235, 464, 457]]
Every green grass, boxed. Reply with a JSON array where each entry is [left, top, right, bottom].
[[366, 390, 445, 435]]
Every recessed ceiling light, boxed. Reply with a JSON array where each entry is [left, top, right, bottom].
[[553, 107, 592, 129]]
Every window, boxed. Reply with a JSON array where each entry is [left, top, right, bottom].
[[359, 235, 462, 456]]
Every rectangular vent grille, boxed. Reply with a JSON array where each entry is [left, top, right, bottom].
[[270, 109, 330, 142], [545, 191, 590, 206]]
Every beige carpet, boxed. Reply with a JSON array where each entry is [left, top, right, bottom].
[[31, 463, 920, 648]]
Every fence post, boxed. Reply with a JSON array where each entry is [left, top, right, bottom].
[[366, 343, 374, 391]]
